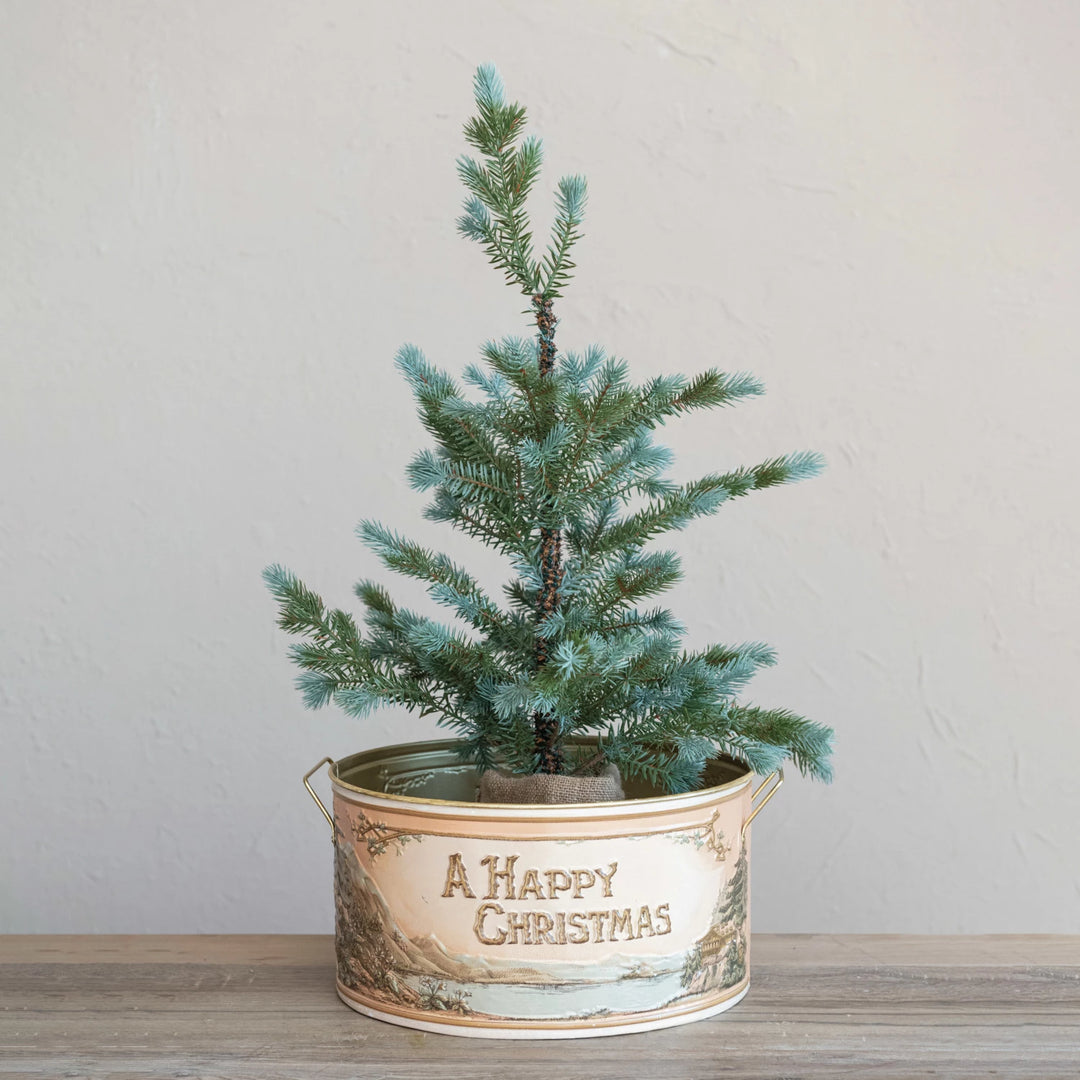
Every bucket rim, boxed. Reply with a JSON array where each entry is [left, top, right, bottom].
[[327, 737, 754, 815]]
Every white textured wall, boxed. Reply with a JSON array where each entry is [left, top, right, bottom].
[[3, 1, 1079, 934]]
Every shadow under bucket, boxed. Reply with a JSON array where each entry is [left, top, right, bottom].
[[304, 738, 782, 1039]]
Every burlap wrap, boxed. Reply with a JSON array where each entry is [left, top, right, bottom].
[[478, 764, 624, 804]]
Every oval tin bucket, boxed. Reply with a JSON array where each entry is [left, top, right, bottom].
[[304, 739, 782, 1039]]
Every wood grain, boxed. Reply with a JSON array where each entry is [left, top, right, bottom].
[[1, 935, 1078, 1079]]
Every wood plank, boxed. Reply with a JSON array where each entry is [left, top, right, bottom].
[[1, 936, 1078, 1079], [5, 933, 1079, 966], [0, 934, 334, 967], [751, 932, 1080, 967]]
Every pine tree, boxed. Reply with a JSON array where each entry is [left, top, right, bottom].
[[716, 845, 750, 985], [716, 845, 749, 930], [264, 65, 834, 794]]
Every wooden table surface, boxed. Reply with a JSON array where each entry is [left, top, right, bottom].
[[1, 935, 1078, 1078]]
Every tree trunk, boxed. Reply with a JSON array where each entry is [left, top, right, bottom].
[[532, 293, 564, 774]]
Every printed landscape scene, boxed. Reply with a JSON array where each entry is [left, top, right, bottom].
[[333, 823, 750, 1024]]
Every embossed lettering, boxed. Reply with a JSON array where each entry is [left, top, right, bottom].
[[554, 911, 568, 945], [566, 911, 590, 944], [441, 853, 476, 898], [544, 868, 572, 899], [474, 901, 507, 945], [571, 869, 595, 898], [636, 905, 655, 937], [533, 911, 557, 944], [505, 909, 530, 945], [610, 908, 636, 941], [587, 910, 609, 942], [518, 868, 544, 900], [595, 862, 619, 898], [470, 902, 673, 946], [481, 854, 518, 900], [654, 902, 672, 935]]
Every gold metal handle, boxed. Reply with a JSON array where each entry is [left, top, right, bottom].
[[303, 757, 336, 841], [741, 768, 784, 839]]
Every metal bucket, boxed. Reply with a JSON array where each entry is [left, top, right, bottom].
[[304, 739, 782, 1039]]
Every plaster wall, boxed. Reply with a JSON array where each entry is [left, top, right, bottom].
[[3, 1, 1078, 932]]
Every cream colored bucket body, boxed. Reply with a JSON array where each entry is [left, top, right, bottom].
[[304, 740, 782, 1039]]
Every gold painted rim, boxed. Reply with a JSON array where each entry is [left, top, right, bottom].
[[335, 975, 750, 1030], [327, 737, 753, 814], [330, 809, 739, 843]]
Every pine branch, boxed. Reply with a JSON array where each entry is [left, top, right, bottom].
[[573, 451, 825, 563], [721, 705, 835, 782], [395, 345, 516, 478], [584, 551, 684, 620], [541, 174, 587, 299], [423, 488, 528, 557], [456, 65, 540, 294], [620, 369, 766, 435]]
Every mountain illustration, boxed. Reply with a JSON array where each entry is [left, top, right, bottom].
[[335, 842, 563, 991]]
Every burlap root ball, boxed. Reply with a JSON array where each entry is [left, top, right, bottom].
[[478, 763, 624, 804]]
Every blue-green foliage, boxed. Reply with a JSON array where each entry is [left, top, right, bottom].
[[264, 65, 833, 792]]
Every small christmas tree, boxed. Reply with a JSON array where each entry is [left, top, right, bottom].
[[265, 65, 833, 797], [716, 845, 750, 985], [716, 845, 750, 930]]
